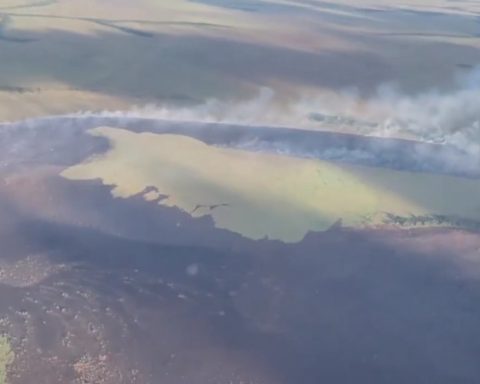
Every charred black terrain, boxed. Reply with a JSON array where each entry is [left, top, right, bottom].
[[0, 118, 479, 383]]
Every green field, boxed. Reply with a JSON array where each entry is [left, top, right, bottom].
[[61, 127, 480, 242]]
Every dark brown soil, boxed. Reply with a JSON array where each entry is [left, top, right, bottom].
[[0, 166, 479, 384]]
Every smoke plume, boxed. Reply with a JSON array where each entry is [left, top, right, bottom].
[[73, 66, 480, 158]]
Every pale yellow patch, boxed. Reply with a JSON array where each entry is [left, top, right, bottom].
[[57, 127, 463, 242]]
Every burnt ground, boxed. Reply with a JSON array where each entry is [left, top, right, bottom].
[[0, 120, 479, 383], [0, 167, 479, 384]]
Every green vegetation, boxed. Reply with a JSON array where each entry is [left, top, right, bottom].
[[0, 335, 14, 384], [61, 127, 480, 242], [384, 213, 480, 230]]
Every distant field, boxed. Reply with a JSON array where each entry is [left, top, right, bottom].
[[1, 0, 480, 122], [62, 127, 480, 242]]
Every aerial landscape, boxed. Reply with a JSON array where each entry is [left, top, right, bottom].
[[1, 0, 480, 383]]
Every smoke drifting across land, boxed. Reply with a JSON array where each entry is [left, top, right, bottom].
[[370, 67, 480, 155], [66, 65, 480, 176], [2, 66, 476, 178], [75, 66, 480, 156]]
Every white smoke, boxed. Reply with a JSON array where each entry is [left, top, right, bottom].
[[73, 87, 302, 127], [70, 66, 480, 161], [368, 68, 480, 158]]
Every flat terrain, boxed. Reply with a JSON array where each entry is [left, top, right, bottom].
[[1, 166, 480, 383], [62, 126, 480, 241], [0, 119, 476, 383], [1, 0, 480, 129], [1, 1, 480, 383]]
